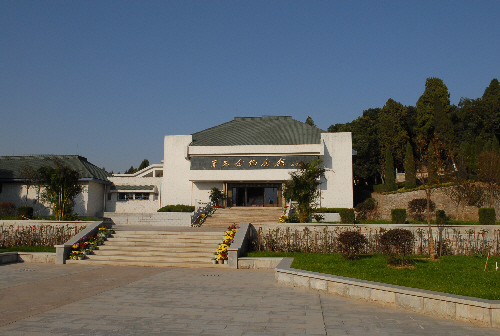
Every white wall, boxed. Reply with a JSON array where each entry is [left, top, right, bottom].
[[192, 181, 224, 205], [162, 135, 193, 205], [0, 181, 107, 217], [86, 181, 106, 217], [320, 132, 353, 208]]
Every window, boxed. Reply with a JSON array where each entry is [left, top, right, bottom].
[[118, 193, 134, 200], [137, 193, 150, 200], [107, 193, 112, 200], [118, 192, 150, 201]]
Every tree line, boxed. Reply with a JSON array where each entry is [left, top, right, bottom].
[[327, 77, 500, 190]]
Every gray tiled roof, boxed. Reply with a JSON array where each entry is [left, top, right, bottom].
[[0, 155, 111, 182], [110, 185, 155, 191], [191, 116, 325, 146]]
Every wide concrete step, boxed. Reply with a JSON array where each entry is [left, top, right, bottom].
[[108, 237, 222, 244], [92, 250, 213, 257], [100, 241, 218, 248], [66, 259, 226, 268], [96, 246, 215, 253], [113, 231, 224, 237], [87, 255, 213, 262]]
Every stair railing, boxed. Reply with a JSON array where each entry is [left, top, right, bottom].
[[191, 202, 212, 226]]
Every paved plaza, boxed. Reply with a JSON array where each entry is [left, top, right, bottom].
[[0, 263, 498, 335]]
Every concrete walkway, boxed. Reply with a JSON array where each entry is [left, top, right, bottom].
[[0, 263, 498, 335]]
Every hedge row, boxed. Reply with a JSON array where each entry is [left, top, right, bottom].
[[157, 204, 195, 212]]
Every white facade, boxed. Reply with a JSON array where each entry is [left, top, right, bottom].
[[161, 132, 353, 209], [105, 165, 163, 213]]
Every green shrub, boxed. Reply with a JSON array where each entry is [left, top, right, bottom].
[[373, 184, 386, 193], [354, 198, 377, 220], [379, 228, 415, 266], [337, 230, 367, 259], [339, 209, 355, 224], [313, 214, 324, 222], [17, 206, 33, 219], [158, 204, 195, 212], [436, 210, 447, 225], [287, 212, 300, 223], [391, 208, 406, 224], [408, 198, 435, 221], [314, 208, 345, 213], [0, 201, 16, 216], [478, 208, 496, 225]]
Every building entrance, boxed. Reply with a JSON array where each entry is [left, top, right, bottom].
[[226, 183, 282, 207]]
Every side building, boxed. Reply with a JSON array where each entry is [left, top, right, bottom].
[[161, 116, 353, 209], [0, 155, 111, 217]]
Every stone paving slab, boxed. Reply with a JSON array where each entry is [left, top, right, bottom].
[[0, 264, 498, 335]]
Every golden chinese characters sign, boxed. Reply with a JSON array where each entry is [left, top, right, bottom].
[[190, 156, 318, 170]]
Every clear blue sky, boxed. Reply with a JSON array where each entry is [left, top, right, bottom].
[[1, 1, 498, 173]]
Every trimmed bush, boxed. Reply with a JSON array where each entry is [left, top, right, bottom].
[[339, 208, 355, 224], [436, 210, 447, 225], [337, 231, 367, 259], [478, 208, 496, 225], [373, 184, 386, 193], [0, 201, 16, 216], [314, 208, 345, 213], [408, 198, 435, 221], [287, 212, 300, 223], [158, 204, 195, 212], [379, 228, 415, 266], [354, 198, 377, 220], [17, 206, 34, 219], [391, 208, 406, 224]]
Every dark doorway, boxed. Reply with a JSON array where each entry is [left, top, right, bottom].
[[226, 183, 282, 207]]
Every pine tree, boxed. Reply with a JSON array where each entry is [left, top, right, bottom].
[[305, 116, 316, 127], [384, 148, 397, 191], [404, 142, 416, 189], [427, 144, 438, 185]]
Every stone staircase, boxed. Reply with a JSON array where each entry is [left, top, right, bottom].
[[202, 207, 281, 228], [66, 227, 226, 268]]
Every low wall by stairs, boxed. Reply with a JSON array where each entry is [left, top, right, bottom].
[[0, 252, 55, 264], [103, 212, 193, 226]]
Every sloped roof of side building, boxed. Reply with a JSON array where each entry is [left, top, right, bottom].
[[190, 116, 325, 146], [0, 155, 112, 182]]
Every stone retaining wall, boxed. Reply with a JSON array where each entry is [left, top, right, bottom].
[[275, 258, 500, 328], [372, 187, 500, 221], [238, 257, 284, 269], [0, 252, 55, 264]]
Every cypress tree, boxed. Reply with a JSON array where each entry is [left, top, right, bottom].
[[404, 142, 416, 189], [384, 148, 397, 191], [427, 144, 438, 185]]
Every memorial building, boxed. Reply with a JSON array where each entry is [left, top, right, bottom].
[[161, 116, 353, 209]]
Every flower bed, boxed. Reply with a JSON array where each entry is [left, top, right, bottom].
[[192, 207, 217, 227], [213, 224, 239, 263], [69, 224, 114, 260]]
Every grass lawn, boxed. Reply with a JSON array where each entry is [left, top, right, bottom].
[[0, 246, 56, 253], [247, 251, 500, 300]]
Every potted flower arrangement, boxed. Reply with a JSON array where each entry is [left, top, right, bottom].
[[69, 251, 84, 260]]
